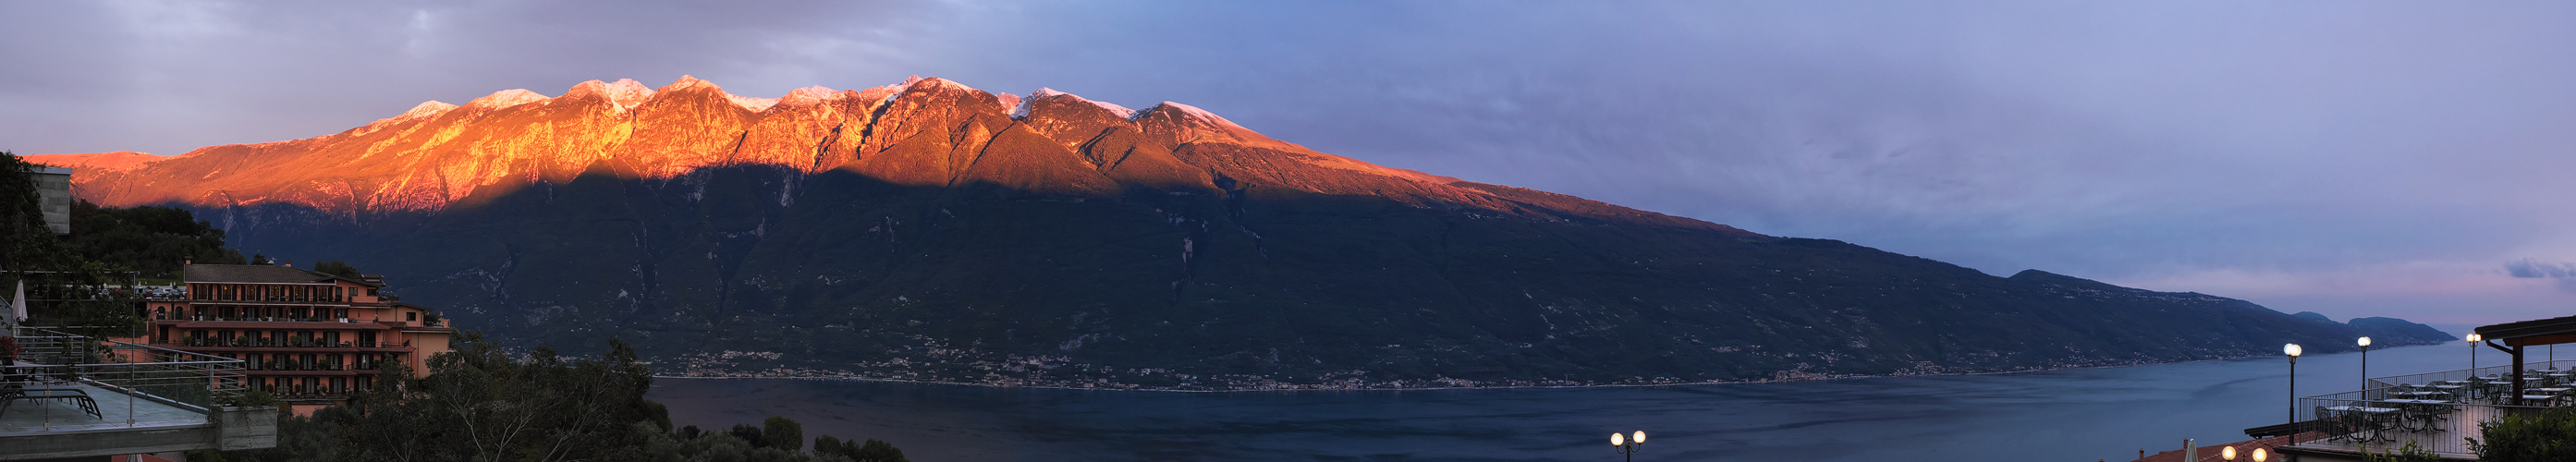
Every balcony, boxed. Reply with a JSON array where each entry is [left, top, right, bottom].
[[191, 294, 349, 304], [158, 314, 370, 324], [2259, 360, 2576, 459], [0, 327, 275, 458], [176, 337, 398, 350]]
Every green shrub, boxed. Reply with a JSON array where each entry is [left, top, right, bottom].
[[2471, 407, 2576, 461]]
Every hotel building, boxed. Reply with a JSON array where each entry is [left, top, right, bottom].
[[143, 263, 455, 413]]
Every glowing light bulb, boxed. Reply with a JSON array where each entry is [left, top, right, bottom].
[[2285, 344, 2302, 357], [1632, 431, 1645, 444], [1612, 432, 1624, 446]]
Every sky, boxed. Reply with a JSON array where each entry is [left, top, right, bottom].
[[4, 1, 2572, 325]]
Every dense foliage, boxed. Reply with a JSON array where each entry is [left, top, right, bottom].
[[199, 334, 908, 462], [66, 199, 248, 279], [2, 152, 148, 336], [2471, 407, 2576, 461], [312, 260, 362, 278], [2366, 440, 2440, 462]]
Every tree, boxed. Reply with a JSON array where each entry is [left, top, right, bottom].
[[64, 201, 246, 278], [312, 260, 361, 279], [763, 416, 805, 452], [201, 334, 908, 462], [2, 152, 62, 273], [250, 253, 271, 265], [815, 436, 909, 462], [4, 152, 147, 353]]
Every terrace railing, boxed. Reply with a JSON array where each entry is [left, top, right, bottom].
[[5, 326, 250, 430], [2278, 360, 2576, 458]]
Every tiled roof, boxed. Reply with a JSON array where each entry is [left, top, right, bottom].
[[2130, 434, 2301, 462], [183, 264, 373, 286]]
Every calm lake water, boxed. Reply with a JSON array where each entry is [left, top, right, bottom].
[[650, 342, 2528, 461]]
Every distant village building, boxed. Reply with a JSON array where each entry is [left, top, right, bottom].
[[143, 262, 456, 413]]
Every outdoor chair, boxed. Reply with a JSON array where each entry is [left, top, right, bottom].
[[0, 386, 102, 419]]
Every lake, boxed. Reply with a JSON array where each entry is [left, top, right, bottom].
[[651, 342, 2527, 461]]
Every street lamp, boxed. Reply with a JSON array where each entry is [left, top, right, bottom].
[[2360, 336, 2374, 393], [1611, 431, 1645, 461], [2253, 447, 2269, 462], [2223, 445, 2237, 461], [2285, 343, 2302, 437], [2470, 334, 2483, 374]]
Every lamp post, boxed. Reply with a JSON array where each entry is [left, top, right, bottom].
[[2286, 343, 2302, 441], [2471, 334, 2484, 374], [2360, 336, 2374, 393], [1611, 431, 1645, 462]]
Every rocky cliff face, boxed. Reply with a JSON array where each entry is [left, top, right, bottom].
[[31, 76, 2386, 389]]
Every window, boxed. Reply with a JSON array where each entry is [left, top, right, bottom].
[[408, 312, 418, 322]]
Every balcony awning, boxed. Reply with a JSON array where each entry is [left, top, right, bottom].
[[2474, 314, 2576, 346]]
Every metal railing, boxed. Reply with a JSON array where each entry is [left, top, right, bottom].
[[2293, 394, 2545, 457], [174, 337, 407, 349], [2282, 360, 2576, 457], [5, 326, 250, 431], [159, 315, 362, 323]]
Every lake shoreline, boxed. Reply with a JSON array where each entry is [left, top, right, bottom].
[[652, 346, 2440, 394]]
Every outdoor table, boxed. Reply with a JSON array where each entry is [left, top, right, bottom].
[[2390, 391, 2450, 399], [2380, 398, 2456, 430], [2324, 406, 2400, 443]]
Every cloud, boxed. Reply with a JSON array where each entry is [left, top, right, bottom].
[[6, 1, 2576, 325], [2506, 259, 2576, 279]]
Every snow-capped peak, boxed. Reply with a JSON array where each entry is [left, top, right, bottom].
[[397, 101, 458, 119], [774, 86, 844, 108], [1025, 88, 1136, 119], [876, 76, 925, 105], [601, 79, 654, 108], [662, 75, 719, 92], [1147, 101, 1242, 125], [464, 89, 548, 110]]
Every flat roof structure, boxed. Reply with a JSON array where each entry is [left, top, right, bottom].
[[1, 328, 277, 460]]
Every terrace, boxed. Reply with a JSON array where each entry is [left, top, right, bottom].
[[1, 327, 276, 460], [2246, 315, 2576, 461]]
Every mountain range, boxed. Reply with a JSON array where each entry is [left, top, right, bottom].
[[30, 76, 2448, 389]]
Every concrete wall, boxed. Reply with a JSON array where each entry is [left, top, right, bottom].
[[0, 407, 274, 461]]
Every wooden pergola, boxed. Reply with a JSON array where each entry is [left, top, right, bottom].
[[2473, 314, 2576, 406]]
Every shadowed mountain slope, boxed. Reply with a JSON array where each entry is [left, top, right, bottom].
[[30, 77, 2419, 388]]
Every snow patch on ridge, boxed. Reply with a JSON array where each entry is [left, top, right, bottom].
[[662, 75, 718, 92], [397, 101, 458, 119], [1029, 88, 1136, 119], [601, 79, 654, 108], [995, 92, 1022, 118], [878, 75, 925, 105], [464, 89, 548, 110], [727, 94, 779, 112], [1154, 101, 1229, 125], [775, 86, 842, 108], [1010, 91, 1038, 119]]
